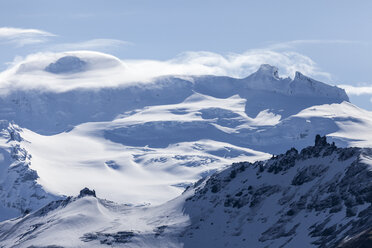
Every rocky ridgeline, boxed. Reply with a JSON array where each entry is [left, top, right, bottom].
[[0, 135, 370, 247], [0, 122, 58, 219], [183, 135, 372, 248]]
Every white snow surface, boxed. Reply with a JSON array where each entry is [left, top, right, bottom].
[[0, 139, 370, 247], [16, 92, 273, 205], [21, 124, 268, 206], [0, 51, 337, 94], [13, 92, 372, 210], [0, 51, 371, 247], [0, 52, 369, 219]]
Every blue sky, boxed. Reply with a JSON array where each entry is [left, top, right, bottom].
[[0, 0, 372, 108]]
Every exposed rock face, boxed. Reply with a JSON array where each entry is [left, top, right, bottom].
[[315, 134, 328, 147], [81, 231, 135, 245], [181, 135, 372, 247], [78, 188, 96, 198], [0, 122, 59, 221], [0, 135, 371, 248]]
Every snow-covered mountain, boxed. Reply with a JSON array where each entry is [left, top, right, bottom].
[[0, 51, 371, 247], [0, 121, 59, 221], [0, 52, 347, 135], [180, 136, 372, 247], [0, 136, 370, 247]]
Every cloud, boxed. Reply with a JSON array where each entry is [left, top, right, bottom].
[[0, 27, 55, 46], [338, 84, 372, 96], [0, 49, 331, 94], [49, 39, 131, 51], [0, 27, 129, 51], [267, 39, 365, 50], [126, 50, 331, 80]]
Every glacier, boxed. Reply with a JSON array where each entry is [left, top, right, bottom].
[[0, 51, 371, 247]]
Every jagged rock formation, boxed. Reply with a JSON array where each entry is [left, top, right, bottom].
[[0, 136, 370, 247], [0, 122, 59, 221], [79, 188, 96, 198], [0, 51, 371, 248], [181, 135, 372, 247]]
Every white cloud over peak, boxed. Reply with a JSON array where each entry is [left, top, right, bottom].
[[135, 50, 331, 80], [0, 27, 55, 46], [0, 49, 332, 94]]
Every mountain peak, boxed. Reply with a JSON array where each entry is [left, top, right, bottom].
[[242, 64, 349, 101], [289, 71, 349, 101], [254, 64, 280, 79], [294, 71, 312, 81], [45, 56, 87, 74], [79, 188, 96, 198], [314, 134, 328, 147]]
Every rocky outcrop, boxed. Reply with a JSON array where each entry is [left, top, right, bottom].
[[182, 135, 372, 247], [78, 188, 96, 198]]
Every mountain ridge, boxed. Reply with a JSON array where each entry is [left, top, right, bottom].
[[0, 51, 370, 248], [0, 60, 370, 219], [0, 53, 348, 134], [0, 135, 370, 247]]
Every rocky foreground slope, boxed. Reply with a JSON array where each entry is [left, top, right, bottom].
[[181, 135, 372, 247], [0, 136, 370, 247]]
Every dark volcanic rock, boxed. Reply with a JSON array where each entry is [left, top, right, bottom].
[[81, 231, 135, 245], [79, 188, 96, 198], [181, 135, 372, 248]]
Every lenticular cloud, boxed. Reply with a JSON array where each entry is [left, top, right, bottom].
[[0, 49, 330, 94]]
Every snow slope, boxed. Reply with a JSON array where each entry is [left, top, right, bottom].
[[0, 51, 370, 221], [0, 121, 58, 221], [0, 51, 371, 247], [180, 136, 372, 248], [11, 92, 372, 214], [0, 52, 347, 134], [0, 136, 370, 248], [20, 121, 269, 206]]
